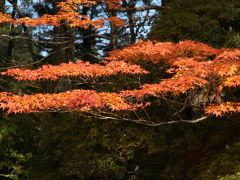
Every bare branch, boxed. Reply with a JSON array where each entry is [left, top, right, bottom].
[[0, 34, 72, 45], [78, 34, 112, 40], [114, 5, 169, 12], [0, 45, 72, 70], [88, 111, 210, 127], [0, 174, 11, 178], [0, 34, 112, 45]]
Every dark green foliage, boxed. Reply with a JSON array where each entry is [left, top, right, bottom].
[[149, 0, 240, 47], [11, 114, 239, 180], [200, 136, 240, 179], [0, 114, 38, 179]]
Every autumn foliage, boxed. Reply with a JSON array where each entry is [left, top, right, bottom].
[[2, 60, 147, 81], [0, 39, 240, 117], [111, 40, 240, 116], [0, 0, 125, 27], [1, 0, 240, 119], [0, 90, 133, 114]]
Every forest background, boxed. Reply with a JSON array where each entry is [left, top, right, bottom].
[[1, 0, 240, 179]]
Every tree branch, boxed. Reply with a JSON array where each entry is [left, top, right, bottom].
[[88, 111, 210, 127], [78, 34, 112, 40], [114, 5, 169, 12], [0, 34, 72, 45]]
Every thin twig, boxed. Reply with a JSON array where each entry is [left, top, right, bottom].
[[88, 111, 210, 127]]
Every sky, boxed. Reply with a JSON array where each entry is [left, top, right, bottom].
[[4, 0, 163, 57]]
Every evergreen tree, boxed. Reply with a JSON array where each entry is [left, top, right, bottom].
[[149, 0, 240, 47]]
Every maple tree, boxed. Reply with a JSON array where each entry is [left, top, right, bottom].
[[0, 0, 125, 27], [1, 0, 240, 126], [2, 1, 240, 180], [1, 39, 240, 122], [109, 40, 240, 117]]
